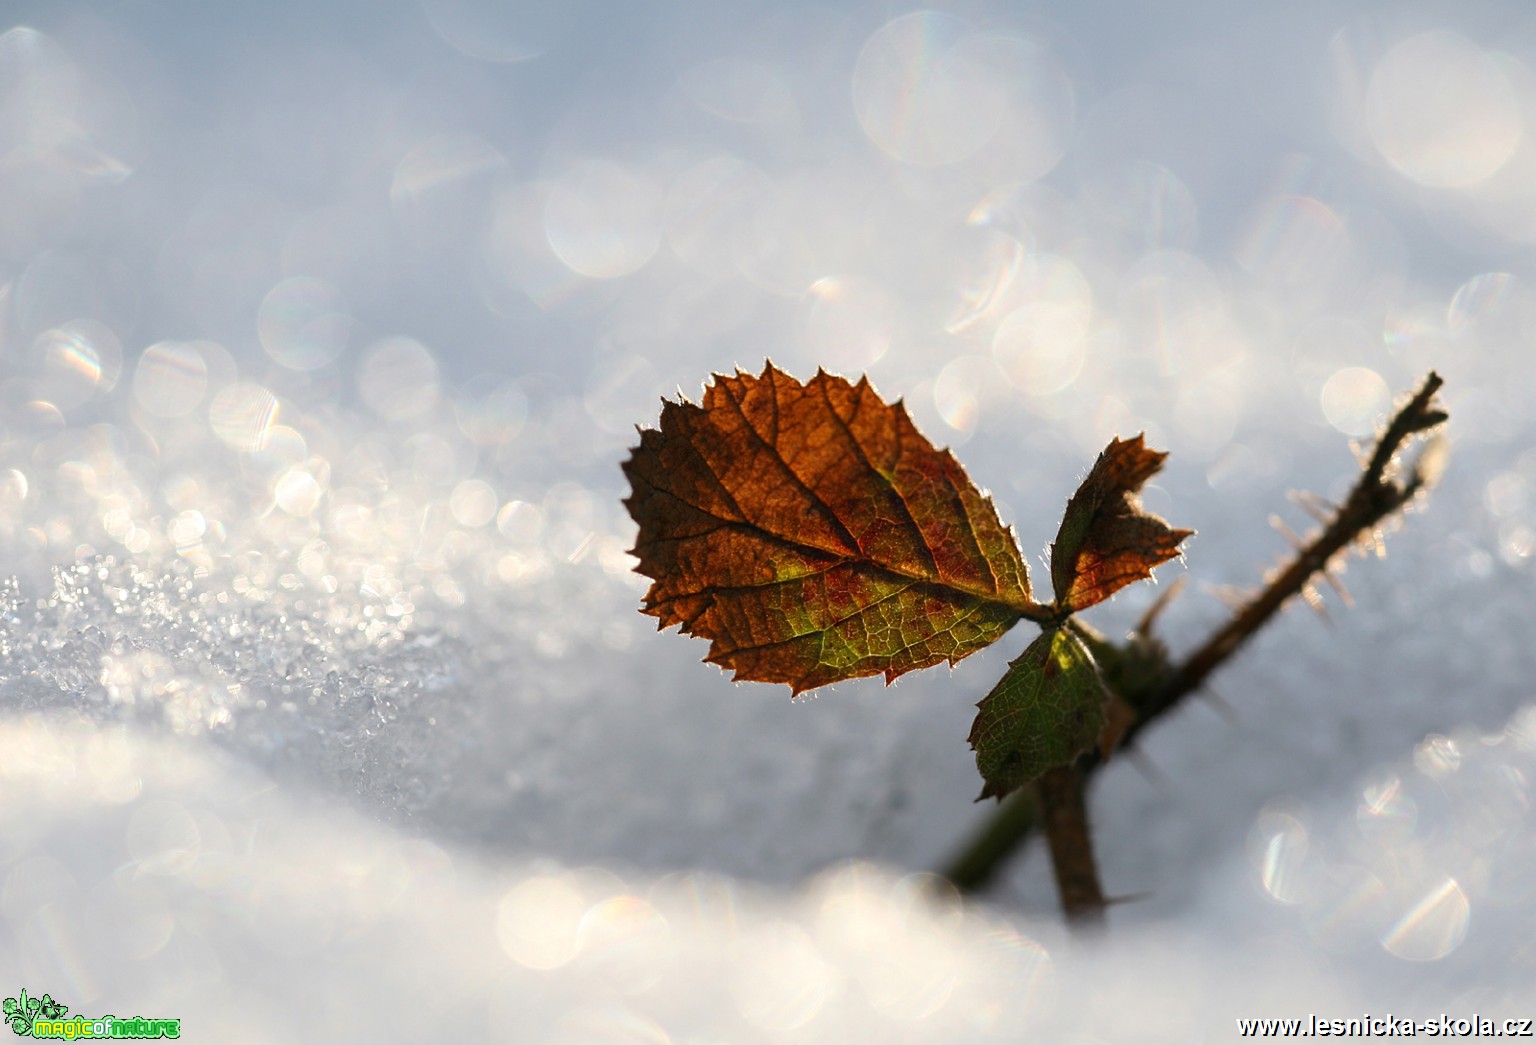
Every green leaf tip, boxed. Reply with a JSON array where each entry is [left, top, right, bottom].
[[968, 627, 1107, 802]]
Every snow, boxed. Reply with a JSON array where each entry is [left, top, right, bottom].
[[2, 1, 1535, 1040]]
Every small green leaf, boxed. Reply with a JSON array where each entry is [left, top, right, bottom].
[[968, 627, 1106, 801]]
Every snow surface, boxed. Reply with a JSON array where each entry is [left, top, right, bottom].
[[1, 1, 1535, 1040]]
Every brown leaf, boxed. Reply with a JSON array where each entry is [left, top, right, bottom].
[[1049, 435, 1192, 613], [623, 362, 1049, 693]]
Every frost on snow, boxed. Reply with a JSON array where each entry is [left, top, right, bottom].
[[2, 0, 1536, 1040]]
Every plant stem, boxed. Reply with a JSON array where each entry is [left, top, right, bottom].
[[941, 372, 1446, 895], [946, 790, 1038, 893], [1037, 763, 1106, 924], [1124, 372, 1445, 733]]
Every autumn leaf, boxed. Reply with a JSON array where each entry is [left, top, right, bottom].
[[1050, 435, 1192, 613], [967, 626, 1105, 801], [623, 363, 1051, 693]]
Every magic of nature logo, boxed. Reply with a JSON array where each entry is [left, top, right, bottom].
[[2, 988, 181, 1039]]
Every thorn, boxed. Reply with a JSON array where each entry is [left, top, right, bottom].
[[1364, 527, 1388, 558], [1201, 582, 1252, 610], [1135, 575, 1186, 635], [1321, 568, 1354, 608], [1299, 583, 1328, 618], [1198, 686, 1240, 725], [1288, 489, 1336, 523], [1269, 513, 1305, 549], [1123, 747, 1174, 791], [1104, 891, 1155, 908]]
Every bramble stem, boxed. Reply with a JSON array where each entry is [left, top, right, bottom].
[[1038, 763, 1106, 925], [1125, 372, 1444, 732], [944, 790, 1038, 892], [942, 372, 1446, 898]]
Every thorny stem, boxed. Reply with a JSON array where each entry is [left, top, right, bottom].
[[1037, 763, 1106, 925], [942, 372, 1447, 898]]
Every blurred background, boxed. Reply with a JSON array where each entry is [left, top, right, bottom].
[[1, 1, 1534, 1040]]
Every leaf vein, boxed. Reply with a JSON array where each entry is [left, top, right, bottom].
[[821, 378, 942, 580], [719, 374, 862, 555]]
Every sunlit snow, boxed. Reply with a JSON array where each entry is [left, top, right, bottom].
[[1, 1, 1534, 1040]]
